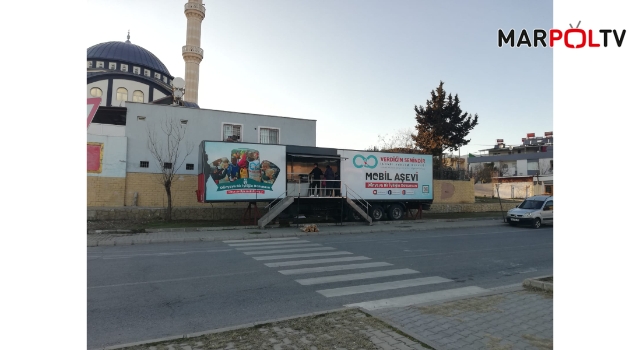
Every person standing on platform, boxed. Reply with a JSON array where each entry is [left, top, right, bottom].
[[324, 165, 335, 196], [309, 163, 323, 197]]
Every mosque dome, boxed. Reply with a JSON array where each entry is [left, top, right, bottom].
[[87, 39, 172, 77]]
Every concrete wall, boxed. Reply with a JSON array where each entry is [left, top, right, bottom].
[[475, 181, 536, 199], [87, 202, 517, 222], [124, 103, 317, 176]]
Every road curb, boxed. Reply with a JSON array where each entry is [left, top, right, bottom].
[[90, 307, 354, 350], [87, 216, 504, 234], [522, 275, 553, 292], [86, 221, 507, 246]]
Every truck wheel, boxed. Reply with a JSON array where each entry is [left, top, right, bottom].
[[349, 207, 363, 221], [370, 205, 384, 221], [387, 204, 404, 221], [532, 218, 542, 229]]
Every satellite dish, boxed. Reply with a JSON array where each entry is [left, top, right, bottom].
[[174, 89, 184, 98], [172, 77, 185, 89]]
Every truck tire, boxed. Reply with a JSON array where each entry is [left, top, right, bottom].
[[369, 205, 384, 221], [387, 204, 404, 221], [349, 207, 363, 221]]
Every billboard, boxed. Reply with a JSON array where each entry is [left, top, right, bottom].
[[202, 142, 286, 201], [337, 150, 433, 201]]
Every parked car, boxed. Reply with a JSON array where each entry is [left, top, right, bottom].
[[506, 195, 553, 229]]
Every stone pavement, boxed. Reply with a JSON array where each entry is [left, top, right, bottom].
[[95, 286, 552, 350], [87, 218, 506, 247], [368, 286, 553, 350], [103, 308, 430, 350]]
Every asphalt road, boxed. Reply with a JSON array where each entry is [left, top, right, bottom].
[[87, 224, 553, 349]]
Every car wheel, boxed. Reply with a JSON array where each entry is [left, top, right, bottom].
[[370, 205, 384, 221], [532, 218, 541, 229], [387, 204, 404, 221]]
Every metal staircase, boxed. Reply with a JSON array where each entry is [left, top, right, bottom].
[[344, 185, 373, 225], [257, 196, 294, 228]]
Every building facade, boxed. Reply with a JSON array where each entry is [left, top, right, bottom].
[[87, 103, 317, 207], [468, 132, 553, 198]]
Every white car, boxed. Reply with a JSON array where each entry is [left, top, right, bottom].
[[506, 195, 553, 229]]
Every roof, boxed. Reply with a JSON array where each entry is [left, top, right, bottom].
[[87, 41, 172, 77]]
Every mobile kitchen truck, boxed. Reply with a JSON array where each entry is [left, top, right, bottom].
[[196, 141, 434, 228]]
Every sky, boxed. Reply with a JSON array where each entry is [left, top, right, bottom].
[[86, 0, 552, 155]]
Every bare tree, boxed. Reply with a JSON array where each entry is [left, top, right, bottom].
[[147, 118, 194, 221], [367, 128, 421, 153], [539, 159, 553, 175]]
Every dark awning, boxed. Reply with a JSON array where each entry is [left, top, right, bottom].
[[288, 154, 346, 159]]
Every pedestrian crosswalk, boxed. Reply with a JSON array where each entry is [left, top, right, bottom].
[[223, 237, 488, 310]]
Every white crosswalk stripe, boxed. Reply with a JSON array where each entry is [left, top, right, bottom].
[[223, 238, 304, 247], [278, 262, 393, 275], [263, 256, 372, 267], [225, 238, 483, 311], [316, 276, 453, 297], [236, 243, 322, 251], [345, 286, 489, 310], [295, 268, 419, 286], [244, 247, 336, 255], [252, 251, 353, 261]]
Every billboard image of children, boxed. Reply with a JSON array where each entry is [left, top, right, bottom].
[[202, 142, 286, 202], [228, 156, 240, 182], [248, 150, 262, 182], [261, 160, 280, 184]]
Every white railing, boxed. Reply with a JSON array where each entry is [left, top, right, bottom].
[[343, 184, 370, 215], [265, 191, 288, 211]]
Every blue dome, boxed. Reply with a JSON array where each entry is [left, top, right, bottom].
[[87, 41, 172, 77]]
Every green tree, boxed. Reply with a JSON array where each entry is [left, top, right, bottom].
[[412, 81, 479, 168]]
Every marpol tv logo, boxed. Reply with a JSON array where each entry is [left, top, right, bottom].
[[498, 21, 626, 48]]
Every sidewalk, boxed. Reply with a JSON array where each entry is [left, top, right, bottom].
[[96, 284, 552, 350], [87, 217, 506, 247]]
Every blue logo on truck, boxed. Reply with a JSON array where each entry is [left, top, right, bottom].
[[353, 154, 378, 169]]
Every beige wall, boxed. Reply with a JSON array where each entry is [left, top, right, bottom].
[[87, 177, 126, 206], [433, 180, 474, 204], [123, 173, 211, 207], [88, 173, 476, 207]]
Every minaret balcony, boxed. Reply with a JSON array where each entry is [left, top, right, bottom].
[[182, 45, 204, 60], [184, 3, 206, 15]]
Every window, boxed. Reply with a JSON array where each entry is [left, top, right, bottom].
[[120, 64, 128, 72], [163, 76, 168, 83], [186, 164, 194, 170], [96, 61, 104, 68], [132, 90, 144, 103], [164, 162, 172, 169], [109, 62, 116, 70], [527, 159, 539, 171], [90, 87, 102, 97], [260, 128, 279, 144], [116, 87, 128, 101], [133, 66, 140, 74], [154, 72, 161, 79], [139, 161, 149, 168], [223, 124, 242, 142], [144, 69, 150, 77], [87, 61, 93, 68]]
